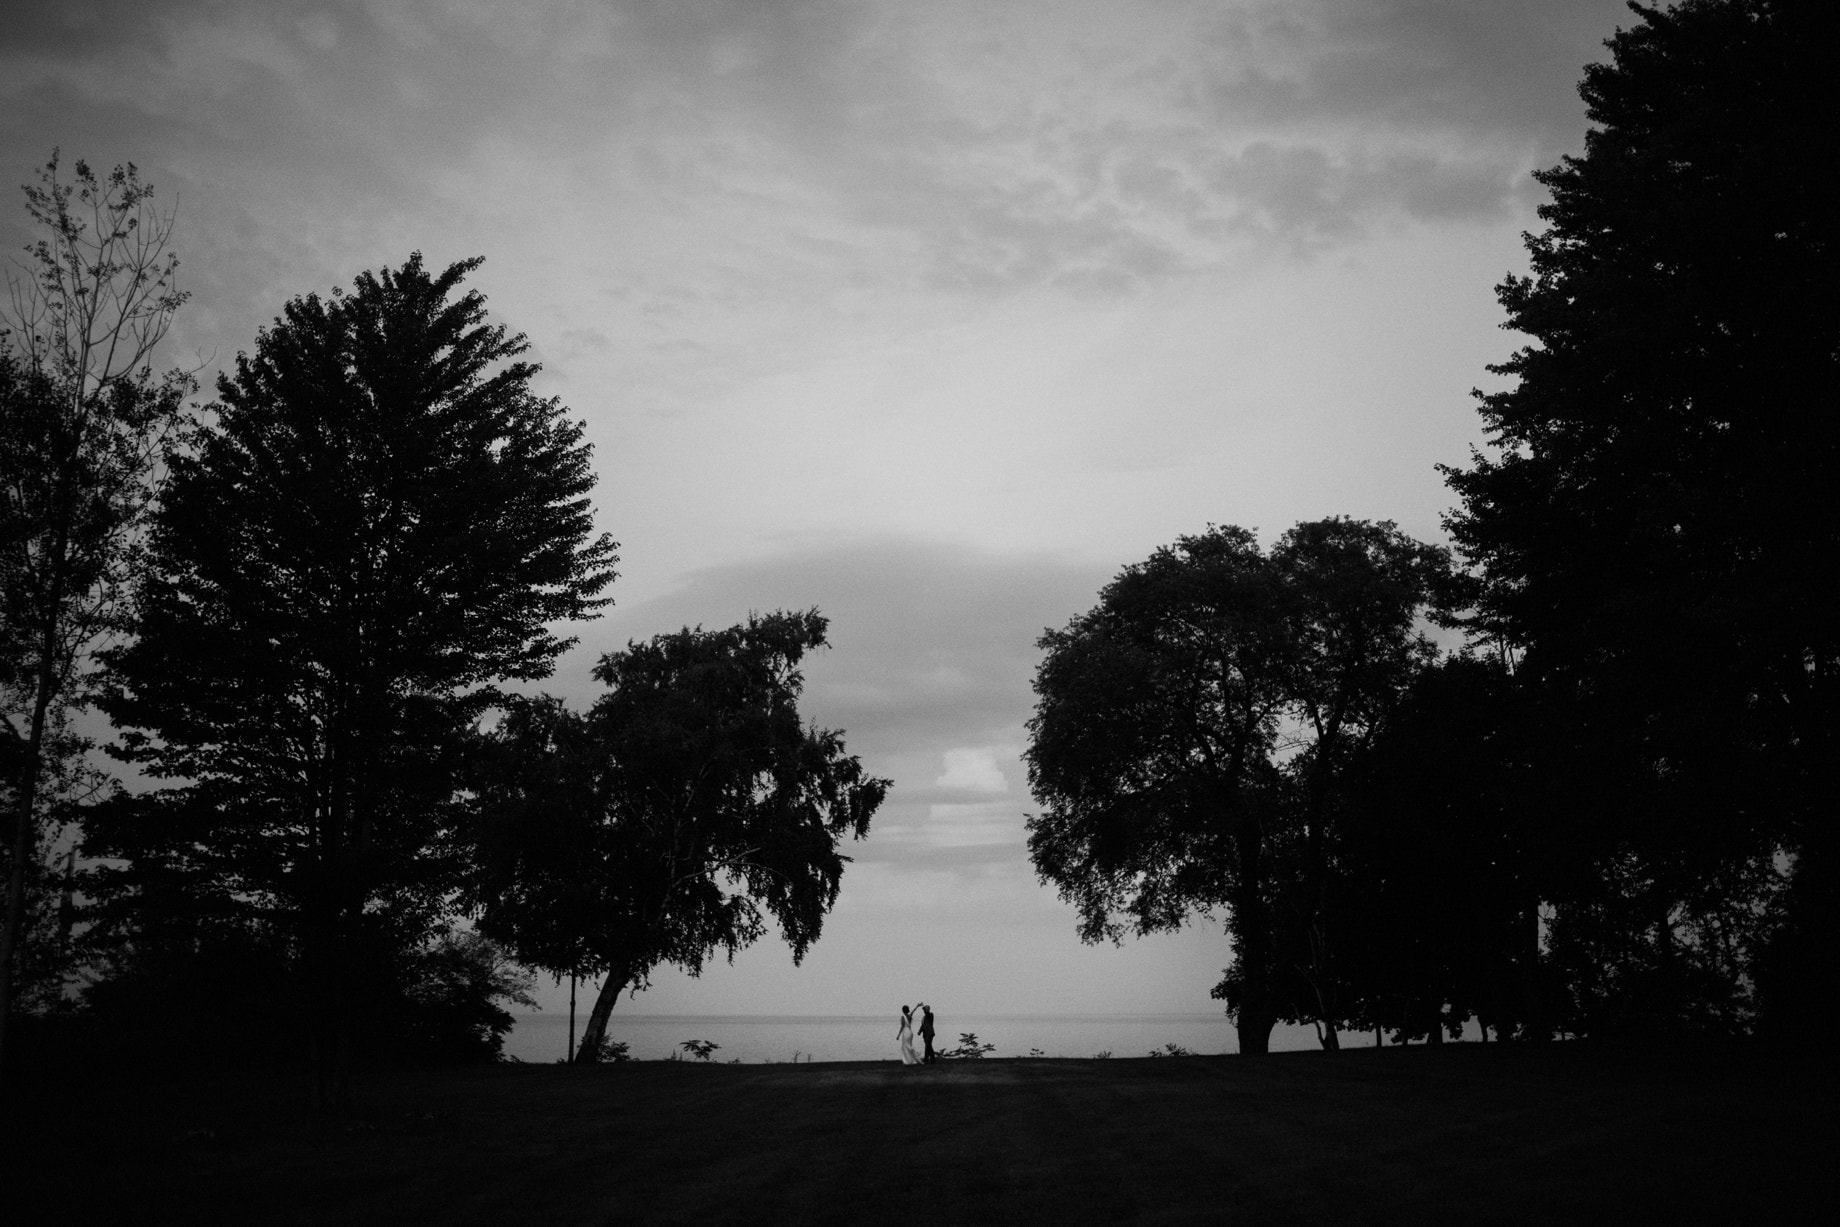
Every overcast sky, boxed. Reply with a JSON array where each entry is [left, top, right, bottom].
[[4, 0, 1635, 1019]]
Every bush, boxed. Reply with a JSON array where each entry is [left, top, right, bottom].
[[572, 1036, 631, 1064], [940, 1032, 995, 1059], [382, 930, 537, 1066]]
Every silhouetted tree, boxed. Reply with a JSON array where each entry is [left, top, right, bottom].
[[1336, 655, 1545, 1043], [72, 793, 297, 1068], [386, 929, 537, 1066], [1027, 527, 1285, 1052], [1022, 532, 1257, 1048], [1, 153, 191, 1079], [468, 611, 887, 1063], [1027, 519, 1449, 1052], [1440, 0, 1832, 1036], [460, 693, 603, 1055], [1268, 518, 1450, 1048], [97, 253, 617, 1105], [1205, 766, 1307, 1048]]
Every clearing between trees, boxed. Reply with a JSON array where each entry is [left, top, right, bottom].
[[5, 1043, 1822, 1224]]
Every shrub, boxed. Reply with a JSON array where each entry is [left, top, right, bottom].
[[941, 1032, 995, 1059]]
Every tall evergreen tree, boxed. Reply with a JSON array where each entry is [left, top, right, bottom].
[[1440, 0, 1836, 1034], [98, 253, 617, 1103]]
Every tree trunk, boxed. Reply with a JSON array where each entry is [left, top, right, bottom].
[[1303, 920, 1341, 1051], [309, 1013, 350, 1112], [301, 816, 363, 1114], [1236, 1006, 1275, 1055], [0, 670, 55, 1086], [304, 904, 352, 1113], [1519, 896, 1547, 1041], [575, 969, 629, 1063], [1302, 752, 1338, 1054], [0, 793, 35, 1084], [1228, 796, 1277, 1056]]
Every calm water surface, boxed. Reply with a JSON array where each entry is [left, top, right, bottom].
[[502, 1012, 1335, 1065]]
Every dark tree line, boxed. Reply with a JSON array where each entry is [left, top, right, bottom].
[[1442, 0, 1835, 1040], [1025, 518, 1457, 1053], [1028, 0, 1835, 1048], [465, 611, 888, 1064], [1, 154, 192, 1080], [2, 175, 883, 1099], [87, 252, 620, 1103], [7, 0, 1827, 1092]]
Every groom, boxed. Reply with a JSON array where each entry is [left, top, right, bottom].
[[919, 1003, 936, 1063]]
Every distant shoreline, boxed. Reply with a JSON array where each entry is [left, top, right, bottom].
[[502, 1009, 1338, 1064]]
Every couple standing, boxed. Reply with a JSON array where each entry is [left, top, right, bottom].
[[897, 1003, 935, 1065]]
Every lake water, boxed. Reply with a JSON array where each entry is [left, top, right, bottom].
[[502, 1011, 1340, 1065]]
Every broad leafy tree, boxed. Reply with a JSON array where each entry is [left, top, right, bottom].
[[1267, 518, 1450, 1048], [1026, 520, 1447, 1053], [1, 153, 191, 1078], [1027, 526, 1293, 1054], [460, 693, 604, 1055], [98, 253, 617, 1103], [1336, 654, 1546, 1044], [1440, 0, 1834, 1034], [468, 611, 887, 1063], [388, 929, 538, 1066]]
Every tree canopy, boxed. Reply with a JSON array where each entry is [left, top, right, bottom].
[[1263, 518, 1452, 1047], [1026, 519, 1448, 1053], [96, 253, 618, 1101], [1, 152, 192, 1079], [1333, 654, 1545, 1043], [468, 610, 887, 1063], [1440, 0, 1836, 1035]]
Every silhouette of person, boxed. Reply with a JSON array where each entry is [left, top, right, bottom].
[[897, 1005, 920, 1065], [919, 1002, 936, 1063]]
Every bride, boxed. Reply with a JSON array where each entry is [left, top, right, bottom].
[[897, 1004, 921, 1065]]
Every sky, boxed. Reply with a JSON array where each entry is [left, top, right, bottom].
[[2, 0, 1638, 1020]]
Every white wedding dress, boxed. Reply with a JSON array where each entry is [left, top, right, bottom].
[[898, 1012, 920, 1065]]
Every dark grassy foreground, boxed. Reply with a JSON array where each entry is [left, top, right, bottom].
[[5, 1043, 1829, 1225]]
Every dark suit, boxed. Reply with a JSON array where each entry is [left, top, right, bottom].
[[919, 1009, 935, 1062]]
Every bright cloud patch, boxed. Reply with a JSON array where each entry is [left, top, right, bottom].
[[935, 746, 1011, 793]]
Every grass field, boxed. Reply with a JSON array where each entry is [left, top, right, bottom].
[[5, 1043, 1827, 1224]]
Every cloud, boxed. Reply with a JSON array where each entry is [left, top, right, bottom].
[[572, 534, 1111, 873], [3, 0, 1632, 400], [1195, 0, 1624, 141], [596, 534, 1106, 736], [806, 0, 1629, 285], [1201, 141, 1522, 249], [935, 747, 1012, 794], [1, 0, 1633, 1020]]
